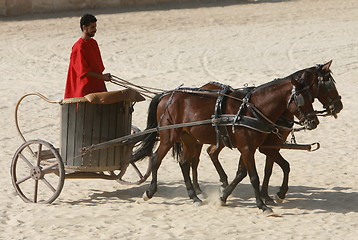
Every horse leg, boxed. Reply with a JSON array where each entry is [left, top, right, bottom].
[[179, 160, 202, 204], [272, 152, 290, 202], [259, 155, 275, 204], [143, 143, 172, 201], [190, 142, 203, 194], [259, 148, 290, 203], [207, 145, 228, 188], [221, 156, 247, 204], [239, 150, 272, 213], [176, 134, 203, 203], [143, 153, 159, 200]]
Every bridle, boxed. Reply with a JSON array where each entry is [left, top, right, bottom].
[[314, 68, 342, 118], [287, 82, 316, 128]]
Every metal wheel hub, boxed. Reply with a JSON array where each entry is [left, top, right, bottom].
[[30, 166, 44, 180]]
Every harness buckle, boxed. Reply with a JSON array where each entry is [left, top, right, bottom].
[[271, 128, 282, 139]]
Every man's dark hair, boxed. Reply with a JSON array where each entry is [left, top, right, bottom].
[[80, 14, 97, 31]]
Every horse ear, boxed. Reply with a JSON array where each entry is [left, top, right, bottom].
[[301, 71, 308, 79], [301, 70, 314, 85], [291, 76, 299, 86], [322, 60, 333, 71]]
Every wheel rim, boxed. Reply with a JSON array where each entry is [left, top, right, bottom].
[[109, 125, 151, 185], [11, 140, 65, 203], [109, 157, 152, 185]]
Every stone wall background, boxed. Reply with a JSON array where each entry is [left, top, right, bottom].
[[0, 0, 193, 17]]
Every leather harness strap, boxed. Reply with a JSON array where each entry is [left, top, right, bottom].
[[213, 84, 234, 149]]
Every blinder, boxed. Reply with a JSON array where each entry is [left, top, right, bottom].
[[292, 85, 314, 108], [287, 80, 318, 129], [316, 70, 342, 116], [322, 78, 335, 91], [317, 73, 336, 93], [294, 93, 305, 107]]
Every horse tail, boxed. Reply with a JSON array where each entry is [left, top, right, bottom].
[[172, 142, 183, 162], [131, 93, 162, 162]]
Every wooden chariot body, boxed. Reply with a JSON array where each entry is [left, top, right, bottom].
[[60, 89, 145, 172], [61, 100, 132, 171]]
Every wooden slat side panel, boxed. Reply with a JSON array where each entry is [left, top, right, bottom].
[[125, 102, 132, 135], [91, 104, 102, 167], [73, 102, 85, 166], [99, 104, 110, 167], [114, 102, 123, 168], [120, 103, 129, 169], [60, 104, 69, 164], [123, 102, 133, 168], [66, 103, 77, 166], [82, 102, 94, 167], [61, 101, 134, 170], [107, 103, 118, 167]]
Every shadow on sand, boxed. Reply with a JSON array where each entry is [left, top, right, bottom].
[[61, 180, 358, 214], [222, 183, 358, 214]]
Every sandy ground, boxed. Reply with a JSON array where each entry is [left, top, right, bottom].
[[1, 0, 358, 239]]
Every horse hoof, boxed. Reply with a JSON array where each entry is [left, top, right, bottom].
[[263, 208, 274, 216], [193, 201, 202, 207], [142, 191, 150, 201], [264, 197, 277, 206], [219, 198, 227, 206], [198, 193, 206, 200], [195, 189, 203, 195], [263, 209, 282, 217], [275, 194, 284, 204]]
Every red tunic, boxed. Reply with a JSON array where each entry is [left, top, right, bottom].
[[64, 38, 107, 98]]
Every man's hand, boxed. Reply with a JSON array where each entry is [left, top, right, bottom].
[[84, 72, 112, 81], [102, 73, 112, 81]]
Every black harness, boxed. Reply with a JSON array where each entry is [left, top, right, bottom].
[[210, 82, 296, 148], [158, 82, 300, 149], [213, 84, 234, 149]]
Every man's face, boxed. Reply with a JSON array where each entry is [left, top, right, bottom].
[[83, 22, 97, 38]]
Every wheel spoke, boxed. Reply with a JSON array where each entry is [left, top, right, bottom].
[[42, 162, 59, 173], [131, 162, 144, 179], [41, 178, 56, 193], [37, 144, 42, 166], [34, 180, 39, 203], [19, 153, 34, 168], [12, 140, 65, 204], [16, 175, 32, 185]]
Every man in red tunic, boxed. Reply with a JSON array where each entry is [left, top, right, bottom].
[[64, 14, 111, 99]]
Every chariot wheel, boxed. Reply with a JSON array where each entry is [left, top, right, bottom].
[[108, 125, 152, 185], [11, 140, 65, 203], [109, 158, 152, 185]]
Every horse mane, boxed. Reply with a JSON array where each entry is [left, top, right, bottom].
[[159, 86, 225, 100], [253, 63, 333, 95], [252, 68, 308, 92]]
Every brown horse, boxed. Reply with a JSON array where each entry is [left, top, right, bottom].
[[181, 60, 343, 204], [132, 70, 319, 214]]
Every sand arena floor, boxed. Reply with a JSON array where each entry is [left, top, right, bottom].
[[0, 0, 358, 239]]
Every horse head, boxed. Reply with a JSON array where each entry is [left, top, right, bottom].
[[288, 74, 319, 130], [305, 60, 343, 118]]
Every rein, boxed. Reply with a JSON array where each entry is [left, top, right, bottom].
[[110, 75, 164, 99], [109, 76, 318, 134], [83, 74, 327, 153]]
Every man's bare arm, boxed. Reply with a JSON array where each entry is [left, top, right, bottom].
[[84, 72, 111, 81]]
